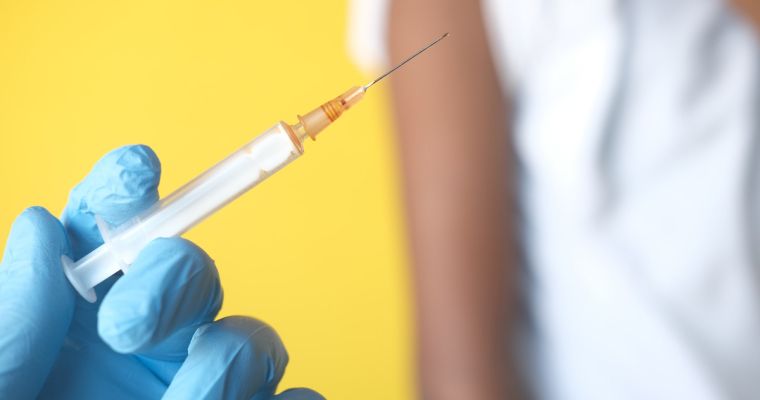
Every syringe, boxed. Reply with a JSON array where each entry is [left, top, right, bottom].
[[62, 33, 449, 302]]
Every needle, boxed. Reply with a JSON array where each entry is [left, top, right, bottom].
[[362, 32, 449, 91]]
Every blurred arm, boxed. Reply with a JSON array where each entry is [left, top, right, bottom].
[[388, 1, 520, 399], [732, 0, 760, 28]]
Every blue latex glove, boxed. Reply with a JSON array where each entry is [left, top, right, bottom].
[[0, 145, 324, 400]]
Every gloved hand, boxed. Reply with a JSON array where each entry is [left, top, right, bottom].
[[0, 145, 324, 400]]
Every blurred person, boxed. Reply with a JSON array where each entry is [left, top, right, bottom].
[[351, 0, 760, 399]]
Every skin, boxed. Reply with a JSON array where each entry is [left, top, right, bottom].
[[733, 0, 760, 28], [388, 1, 518, 399], [389, 1, 760, 399]]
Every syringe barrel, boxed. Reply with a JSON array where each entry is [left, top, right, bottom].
[[63, 122, 303, 302]]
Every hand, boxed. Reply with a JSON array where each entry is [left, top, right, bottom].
[[0, 145, 324, 400]]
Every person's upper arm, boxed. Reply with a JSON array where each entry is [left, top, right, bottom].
[[383, 0, 522, 398], [732, 0, 760, 29]]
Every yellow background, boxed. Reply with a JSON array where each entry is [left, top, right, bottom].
[[0, 1, 414, 398]]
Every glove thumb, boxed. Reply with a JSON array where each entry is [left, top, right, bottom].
[[0, 207, 76, 398]]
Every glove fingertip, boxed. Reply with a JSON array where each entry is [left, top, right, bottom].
[[98, 238, 222, 355], [187, 316, 289, 387], [164, 317, 289, 400], [65, 144, 161, 225], [118, 144, 160, 171], [4, 206, 69, 261], [62, 145, 162, 256], [272, 388, 327, 400]]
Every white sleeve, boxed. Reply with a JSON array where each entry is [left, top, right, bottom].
[[347, 0, 520, 91], [347, 0, 390, 73]]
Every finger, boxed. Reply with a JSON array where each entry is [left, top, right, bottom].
[[97, 237, 223, 357], [272, 388, 326, 400], [0, 207, 76, 398], [163, 316, 289, 400], [62, 144, 160, 260]]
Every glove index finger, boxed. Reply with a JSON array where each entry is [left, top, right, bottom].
[[62, 144, 160, 259]]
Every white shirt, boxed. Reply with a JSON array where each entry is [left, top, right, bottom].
[[350, 1, 760, 399]]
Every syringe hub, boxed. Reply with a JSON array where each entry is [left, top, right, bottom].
[[286, 33, 450, 148], [291, 86, 365, 144]]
